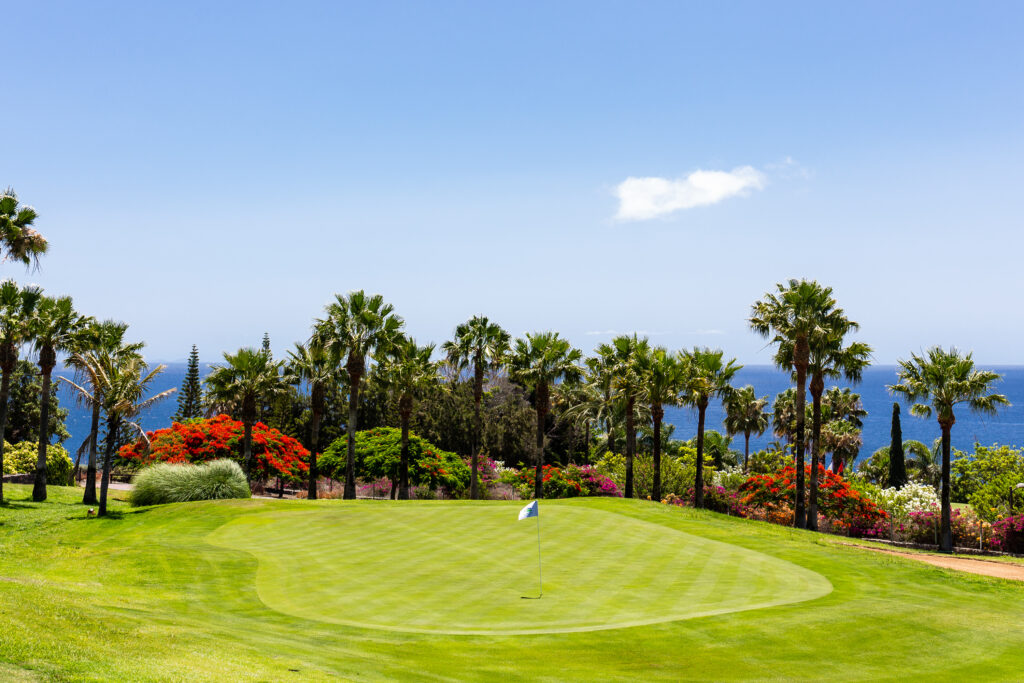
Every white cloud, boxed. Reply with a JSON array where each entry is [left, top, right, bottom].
[[613, 166, 766, 221]]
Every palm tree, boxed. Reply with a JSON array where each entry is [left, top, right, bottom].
[[284, 340, 342, 500], [777, 320, 871, 531], [441, 316, 509, 499], [93, 355, 174, 516], [680, 347, 740, 508], [587, 343, 619, 454], [205, 347, 284, 483], [315, 291, 404, 499], [771, 388, 797, 444], [635, 346, 686, 500], [379, 336, 438, 499], [750, 279, 840, 528], [608, 334, 649, 498], [61, 321, 143, 505], [30, 295, 90, 501], [724, 385, 770, 471], [508, 332, 582, 499], [0, 281, 42, 504], [0, 189, 48, 269], [889, 347, 1009, 552]]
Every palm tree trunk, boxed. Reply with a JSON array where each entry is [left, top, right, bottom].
[[695, 402, 707, 508], [307, 391, 322, 500], [625, 395, 635, 498], [83, 401, 100, 505], [743, 431, 751, 472], [807, 382, 823, 532], [471, 362, 483, 500], [344, 379, 359, 500], [652, 405, 663, 501], [0, 369, 11, 504], [243, 418, 254, 482], [98, 417, 120, 517], [939, 422, 953, 553], [793, 355, 808, 529], [533, 382, 548, 500], [399, 409, 411, 500], [32, 366, 54, 502]]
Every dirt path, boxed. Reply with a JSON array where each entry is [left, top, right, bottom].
[[852, 544, 1024, 581]]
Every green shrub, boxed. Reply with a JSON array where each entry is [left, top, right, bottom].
[[129, 459, 251, 507], [320, 428, 469, 494], [1, 441, 73, 485]]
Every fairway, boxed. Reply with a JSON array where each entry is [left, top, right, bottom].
[[207, 503, 832, 634]]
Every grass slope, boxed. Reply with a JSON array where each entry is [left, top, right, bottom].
[[208, 504, 830, 634], [1, 485, 1023, 681]]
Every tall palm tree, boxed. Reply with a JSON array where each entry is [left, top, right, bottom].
[[378, 336, 438, 499], [724, 385, 770, 471], [609, 334, 649, 498], [441, 316, 509, 499], [771, 388, 797, 444], [750, 279, 840, 528], [680, 347, 740, 508], [0, 281, 42, 503], [205, 347, 284, 483], [30, 295, 90, 501], [61, 320, 143, 505], [0, 189, 48, 269], [315, 291, 404, 499], [889, 347, 1009, 552], [778, 323, 872, 531], [284, 340, 342, 500], [508, 332, 582, 499], [587, 343, 619, 454], [92, 355, 174, 516], [636, 346, 686, 500]]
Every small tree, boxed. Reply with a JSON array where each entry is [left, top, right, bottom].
[[173, 345, 203, 422], [888, 403, 908, 489]]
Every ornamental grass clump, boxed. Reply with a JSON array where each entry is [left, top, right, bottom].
[[129, 459, 250, 507]]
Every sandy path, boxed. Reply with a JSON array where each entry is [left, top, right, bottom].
[[852, 545, 1024, 581]]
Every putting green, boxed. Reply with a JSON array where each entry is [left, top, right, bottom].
[[207, 502, 831, 634]]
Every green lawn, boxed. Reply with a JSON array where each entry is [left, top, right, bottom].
[[2, 485, 1024, 681]]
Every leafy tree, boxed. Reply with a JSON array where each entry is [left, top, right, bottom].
[[315, 291, 404, 499], [30, 295, 90, 501], [442, 315, 509, 499], [62, 321, 143, 504], [285, 340, 343, 499], [0, 281, 42, 503], [724, 385, 769, 471], [205, 347, 284, 483], [888, 403, 908, 488], [680, 347, 740, 508], [94, 355, 174, 516], [635, 346, 686, 500], [889, 347, 1010, 552], [951, 445, 1024, 514], [750, 279, 842, 528], [0, 189, 48, 269], [508, 332, 582, 499], [173, 345, 203, 422], [378, 336, 437, 499]]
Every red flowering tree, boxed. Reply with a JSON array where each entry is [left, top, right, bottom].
[[118, 414, 310, 482], [740, 463, 885, 533]]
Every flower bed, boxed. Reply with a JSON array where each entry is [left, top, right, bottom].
[[508, 463, 621, 499]]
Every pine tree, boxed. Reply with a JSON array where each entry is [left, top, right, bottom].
[[262, 332, 272, 359], [888, 402, 908, 489], [173, 345, 203, 422]]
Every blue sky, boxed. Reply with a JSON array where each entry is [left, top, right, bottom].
[[4, 2, 1023, 364]]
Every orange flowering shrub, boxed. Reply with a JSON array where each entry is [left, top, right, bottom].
[[118, 414, 310, 481], [740, 463, 886, 534]]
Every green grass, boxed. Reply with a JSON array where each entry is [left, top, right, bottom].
[[2, 485, 1024, 681]]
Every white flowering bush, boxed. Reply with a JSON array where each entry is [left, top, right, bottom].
[[712, 465, 747, 491], [876, 482, 940, 521]]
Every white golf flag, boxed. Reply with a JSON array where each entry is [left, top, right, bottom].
[[518, 500, 538, 521]]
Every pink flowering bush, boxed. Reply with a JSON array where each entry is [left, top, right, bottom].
[[987, 514, 1024, 553], [509, 463, 621, 499]]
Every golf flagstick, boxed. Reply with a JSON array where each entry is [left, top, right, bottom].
[[519, 500, 542, 599]]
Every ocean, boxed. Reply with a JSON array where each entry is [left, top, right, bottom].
[[53, 364, 1024, 467]]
